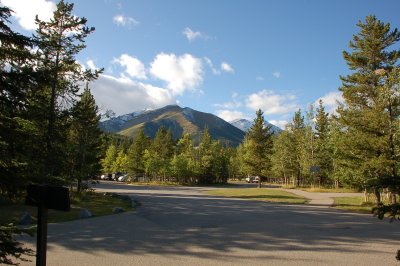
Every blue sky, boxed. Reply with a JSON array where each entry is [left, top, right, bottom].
[[3, 0, 400, 128]]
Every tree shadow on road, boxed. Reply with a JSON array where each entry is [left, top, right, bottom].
[[20, 186, 399, 264]]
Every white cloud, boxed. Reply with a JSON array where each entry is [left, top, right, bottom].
[[272, 71, 281, 79], [149, 53, 203, 95], [315, 91, 343, 114], [216, 110, 247, 122], [256, 76, 264, 81], [269, 120, 289, 129], [204, 57, 220, 75], [221, 62, 234, 73], [90, 74, 175, 116], [214, 92, 242, 109], [86, 60, 97, 70], [3, 0, 56, 30], [113, 15, 139, 27], [113, 54, 147, 79], [246, 89, 298, 115], [182, 27, 205, 42]]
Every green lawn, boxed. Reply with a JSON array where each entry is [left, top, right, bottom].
[[301, 187, 359, 193], [207, 188, 307, 204], [0, 192, 133, 225], [333, 196, 375, 213]]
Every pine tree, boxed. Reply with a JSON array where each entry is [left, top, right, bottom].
[[67, 86, 102, 192], [288, 110, 306, 187], [314, 100, 333, 186], [245, 109, 273, 188], [32, 0, 101, 182], [338, 15, 400, 204], [0, 5, 35, 197], [127, 128, 150, 177]]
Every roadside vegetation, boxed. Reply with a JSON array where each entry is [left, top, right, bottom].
[[1, 0, 400, 263], [207, 188, 307, 204], [0, 192, 132, 226], [333, 197, 375, 213], [296, 187, 360, 193]]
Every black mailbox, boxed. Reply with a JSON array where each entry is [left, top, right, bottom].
[[26, 184, 70, 212]]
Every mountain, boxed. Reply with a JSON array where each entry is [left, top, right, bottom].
[[230, 118, 283, 134], [100, 105, 246, 146]]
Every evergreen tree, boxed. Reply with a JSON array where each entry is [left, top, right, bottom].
[[338, 15, 400, 204], [288, 110, 306, 186], [198, 127, 213, 183], [314, 100, 333, 186], [245, 110, 273, 188], [0, 5, 35, 197], [67, 86, 102, 192], [150, 127, 174, 180], [127, 129, 150, 177], [32, 0, 101, 182]]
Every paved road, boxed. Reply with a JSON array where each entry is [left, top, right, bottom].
[[20, 181, 399, 265]]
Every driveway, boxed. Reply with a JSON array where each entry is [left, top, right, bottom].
[[19, 181, 399, 266]]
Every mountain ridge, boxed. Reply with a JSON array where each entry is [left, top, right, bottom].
[[100, 105, 246, 146]]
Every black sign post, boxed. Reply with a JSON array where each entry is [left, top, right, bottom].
[[26, 184, 70, 266]]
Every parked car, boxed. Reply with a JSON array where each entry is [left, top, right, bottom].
[[245, 176, 260, 183], [118, 174, 128, 182]]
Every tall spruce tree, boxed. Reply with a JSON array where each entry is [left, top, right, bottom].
[[0, 5, 35, 197], [245, 109, 273, 188], [338, 15, 400, 204], [127, 128, 150, 177], [67, 86, 102, 193], [315, 100, 333, 186], [32, 0, 101, 182], [288, 110, 306, 186]]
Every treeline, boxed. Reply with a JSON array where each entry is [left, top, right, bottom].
[[102, 127, 230, 184], [237, 15, 400, 218], [0, 1, 103, 199]]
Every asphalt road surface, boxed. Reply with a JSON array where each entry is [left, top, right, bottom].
[[19, 181, 399, 265]]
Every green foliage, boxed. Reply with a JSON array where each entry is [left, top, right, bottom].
[[101, 144, 117, 173], [67, 86, 103, 192], [0, 224, 34, 265], [373, 203, 400, 222], [127, 129, 149, 176], [0, 4, 36, 198], [244, 110, 273, 180], [30, 0, 101, 182], [338, 15, 400, 203]]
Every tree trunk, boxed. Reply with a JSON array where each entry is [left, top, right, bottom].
[[363, 188, 369, 202], [373, 187, 381, 205]]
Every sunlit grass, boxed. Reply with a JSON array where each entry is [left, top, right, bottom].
[[207, 188, 307, 204], [0, 192, 132, 225], [333, 196, 375, 213], [300, 187, 359, 193]]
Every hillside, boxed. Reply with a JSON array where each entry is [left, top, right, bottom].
[[100, 105, 246, 146]]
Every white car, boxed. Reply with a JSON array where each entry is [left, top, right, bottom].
[[118, 174, 128, 182], [245, 176, 260, 183]]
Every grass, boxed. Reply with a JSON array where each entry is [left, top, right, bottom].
[[279, 184, 359, 193], [207, 188, 307, 204], [0, 191, 132, 225], [333, 196, 375, 213], [300, 187, 360, 193]]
